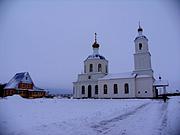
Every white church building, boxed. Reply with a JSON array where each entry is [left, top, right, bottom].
[[73, 25, 168, 99]]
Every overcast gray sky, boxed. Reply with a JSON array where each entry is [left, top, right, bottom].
[[0, 0, 180, 93]]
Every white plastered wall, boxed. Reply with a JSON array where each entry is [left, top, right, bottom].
[[98, 78, 136, 98]]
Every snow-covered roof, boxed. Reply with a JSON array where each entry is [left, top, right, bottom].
[[33, 86, 44, 91], [4, 72, 44, 91], [99, 72, 136, 80], [4, 72, 33, 89], [153, 79, 169, 87], [86, 54, 106, 60], [135, 35, 148, 41], [136, 75, 152, 78]]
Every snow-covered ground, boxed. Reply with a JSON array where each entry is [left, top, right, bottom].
[[0, 96, 180, 135]]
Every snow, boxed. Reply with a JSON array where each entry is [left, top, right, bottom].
[[86, 54, 106, 60], [99, 72, 136, 80], [153, 79, 169, 86], [0, 96, 180, 135], [136, 74, 152, 78]]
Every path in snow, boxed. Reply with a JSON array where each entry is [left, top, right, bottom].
[[158, 102, 168, 135], [91, 102, 150, 134], [91, 100, 170, 135]]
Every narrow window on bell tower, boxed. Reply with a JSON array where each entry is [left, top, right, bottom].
[[89, 64, 93, 72], [84, 65, 86, 73], [106, 65, 108, 73], [98, 64, 102, 72], [139, 43, 142, 50]]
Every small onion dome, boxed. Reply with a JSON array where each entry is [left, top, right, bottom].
[[138, 26, 143, 32], [92, 41, 99, 48], [92, 32, 100, 48]]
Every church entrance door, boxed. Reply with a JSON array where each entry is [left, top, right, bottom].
[[88, 85, 92, 98]]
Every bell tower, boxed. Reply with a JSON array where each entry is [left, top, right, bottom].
[[133, 23, 153, 76]]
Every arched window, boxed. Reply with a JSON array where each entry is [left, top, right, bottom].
[[139, 43, 142, 50], [104, 84, 107, 94], [88, 85, 92, 98], [98, 64, 102, 72], [84, 65, 86, 73], [124, 83, 129, 94], [73, 86, 75, 95], [81, 86, 85, 94], [95, 85, 98, 94], [89, 64, 93, 72], [114, 84, 118, 94], [106, 65, 108, 73], [88, 76, 91, 79]]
